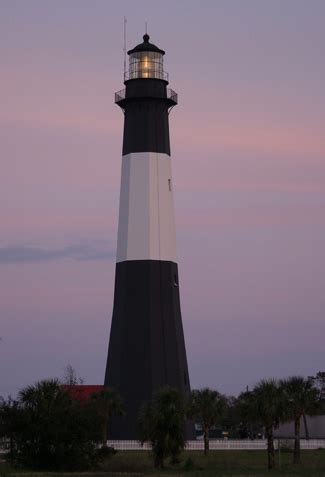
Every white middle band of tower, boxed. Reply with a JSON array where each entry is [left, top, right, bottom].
[[116, 152, 177, 263]]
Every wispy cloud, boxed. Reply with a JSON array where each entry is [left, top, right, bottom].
[[0, 241, 115, 265]]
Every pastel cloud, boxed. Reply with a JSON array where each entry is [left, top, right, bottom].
[[0, 241, 114, 265]]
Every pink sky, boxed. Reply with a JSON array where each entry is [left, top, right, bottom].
[[1, 0, 325, 397]]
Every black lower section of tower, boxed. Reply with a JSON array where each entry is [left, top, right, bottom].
[[105, 260, 193, 439]]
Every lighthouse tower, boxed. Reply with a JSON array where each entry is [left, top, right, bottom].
[[105, 34, 192, 439]]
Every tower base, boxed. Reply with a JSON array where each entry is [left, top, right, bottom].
[[105, 260, 194, 439]]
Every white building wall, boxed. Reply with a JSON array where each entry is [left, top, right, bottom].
[[116, 152, 177, 263], [274, 415, 325, 439]]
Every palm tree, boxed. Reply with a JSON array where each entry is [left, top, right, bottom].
[[239, 379, 285, 470], [138, 387, 186, 468], [279, 376, 320, 464], [19, 378, 64, 402], [90, 388, 124, 446], [18, 378, 69, 423], [187, 388, 227, 456], [16, 379, 99, 469]]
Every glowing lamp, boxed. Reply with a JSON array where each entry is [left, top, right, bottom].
[[127, 34, 165, 80]]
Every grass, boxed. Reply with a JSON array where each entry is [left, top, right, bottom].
[[2, 449, 325, 477], [99, 449, 325, 476]]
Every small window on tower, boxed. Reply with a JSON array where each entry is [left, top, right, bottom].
[[168, 179, 172, 191], [174, 274, 178, 287]]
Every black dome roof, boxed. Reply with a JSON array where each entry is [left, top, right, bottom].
[[127, 34, 165, 56]]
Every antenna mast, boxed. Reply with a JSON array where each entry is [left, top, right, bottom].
[[123, 16, 127, 79]]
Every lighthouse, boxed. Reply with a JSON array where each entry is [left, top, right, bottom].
[[105, 33, 192, 439]]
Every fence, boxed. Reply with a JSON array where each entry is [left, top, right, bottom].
[[107, 439, 325, 451], [2, 438, 324, 454]]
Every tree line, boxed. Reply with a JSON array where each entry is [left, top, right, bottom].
[[139, 376, 323, 469], [0, 373, 324, 471]]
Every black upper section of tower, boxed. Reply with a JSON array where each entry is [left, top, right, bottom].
[[115, 33, 177, 156]]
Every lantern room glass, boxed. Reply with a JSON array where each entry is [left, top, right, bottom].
[[129, 51, 164, 80]]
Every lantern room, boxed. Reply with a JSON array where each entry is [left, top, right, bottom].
[[126, 34, 168, 81]]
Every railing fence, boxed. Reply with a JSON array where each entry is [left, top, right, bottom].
[[114, 88, 177, 105], [107, 439, 325, 451]]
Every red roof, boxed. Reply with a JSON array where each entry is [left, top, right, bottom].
[[62, 385, 104, 401]]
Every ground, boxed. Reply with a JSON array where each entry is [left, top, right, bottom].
[[1, 450, 325, 476]]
